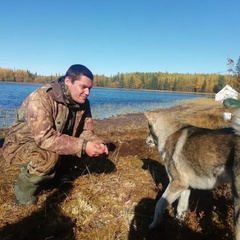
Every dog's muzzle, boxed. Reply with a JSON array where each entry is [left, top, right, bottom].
[[146, 135, 156, 147]]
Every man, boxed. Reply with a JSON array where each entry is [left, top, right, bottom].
[[2, 64, 109, 205]]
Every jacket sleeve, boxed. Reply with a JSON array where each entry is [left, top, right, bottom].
[[75, 102, 105, 144], [79, 116, 105, 144], [25, 92, 84, 157]]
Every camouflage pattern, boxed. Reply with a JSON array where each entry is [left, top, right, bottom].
[[2, 79, 103, 175]]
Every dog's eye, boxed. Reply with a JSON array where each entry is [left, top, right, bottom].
[[148, 124, 154, 133]]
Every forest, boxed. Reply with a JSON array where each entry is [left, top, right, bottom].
[[0, 57, 240, 93]]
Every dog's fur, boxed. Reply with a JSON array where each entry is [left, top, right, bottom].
[[145, 110, 240, 240]]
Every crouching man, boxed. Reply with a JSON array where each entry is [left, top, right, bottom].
[[2, 64, 108, 205]]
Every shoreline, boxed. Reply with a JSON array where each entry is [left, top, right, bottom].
[[0, 97, 221, 132], [0, 96, 209, 129]]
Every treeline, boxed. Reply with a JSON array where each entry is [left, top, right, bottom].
[[94, 72, 236, 93], [0, 68, 60, 84], [0, 65, 239, 93]]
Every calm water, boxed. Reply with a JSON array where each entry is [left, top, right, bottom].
[[0, 82, 204, 128]]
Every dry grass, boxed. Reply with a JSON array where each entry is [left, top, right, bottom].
[[0, 98, 236, 240]]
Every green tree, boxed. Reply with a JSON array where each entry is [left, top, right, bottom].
[[200, 79, 207, 92], [140, 75, 146, 89], [172, 79, 178, 91], [118, 74, 125, 88], [158, 80, 163, 90], [150, 75, 158, 90], [235, 56, 240, 77], [213, 75, 225, 93], [163, 79, 170, 90], [128, 76, 135, 88]]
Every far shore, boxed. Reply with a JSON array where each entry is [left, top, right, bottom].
[[0, 81, 215, 96]]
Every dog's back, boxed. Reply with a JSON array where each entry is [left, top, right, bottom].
[[165, 125, 236, 189]]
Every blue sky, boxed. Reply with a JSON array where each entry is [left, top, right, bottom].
[[1, 0, 239, 76]]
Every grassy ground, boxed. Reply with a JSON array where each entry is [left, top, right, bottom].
[[0, 98, 237, 240]]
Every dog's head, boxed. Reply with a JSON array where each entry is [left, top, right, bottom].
[[144, 111, 182, 150], [145, 116, 158, 148]]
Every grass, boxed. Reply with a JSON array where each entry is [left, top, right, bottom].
[[0, 97, 237, 240]]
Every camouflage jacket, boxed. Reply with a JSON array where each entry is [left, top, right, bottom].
[[2, 79, 103, 164]]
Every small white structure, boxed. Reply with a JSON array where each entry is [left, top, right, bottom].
[[223, 112, 232, 121], [215, 84, 240, 102]]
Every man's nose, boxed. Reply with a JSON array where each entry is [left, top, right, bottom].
[[85, 88, 90, 95]]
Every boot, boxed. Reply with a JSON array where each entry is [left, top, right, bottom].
[[14, 164, 55, 205]]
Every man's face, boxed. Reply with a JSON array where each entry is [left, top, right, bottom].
[[65, 75, 93, 104]]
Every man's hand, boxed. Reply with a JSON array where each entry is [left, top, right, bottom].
[[85, 141, 109, 157]]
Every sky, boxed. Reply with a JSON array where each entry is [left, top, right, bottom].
[[0, 0, 240, 77]]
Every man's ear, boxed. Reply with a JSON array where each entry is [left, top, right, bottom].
[[64, 76, 71, 86]]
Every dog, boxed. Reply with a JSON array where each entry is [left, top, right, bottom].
[[144, 110, 240, 240]]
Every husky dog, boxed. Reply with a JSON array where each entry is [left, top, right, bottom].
[[144, 110, 240, 240]]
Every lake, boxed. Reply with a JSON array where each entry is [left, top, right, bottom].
[[0, 82, 205, 128]]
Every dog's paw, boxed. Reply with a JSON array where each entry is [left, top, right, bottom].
[[176, 211, 187, 221]]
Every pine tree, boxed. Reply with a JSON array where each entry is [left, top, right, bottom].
[[200, 79, 207, 92], [235, 56, 240, 77], [213, 75, 226, 93]]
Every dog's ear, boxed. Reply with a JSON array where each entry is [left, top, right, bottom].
[[144, 112, 155, 123], [144, 112, 150, 119]]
